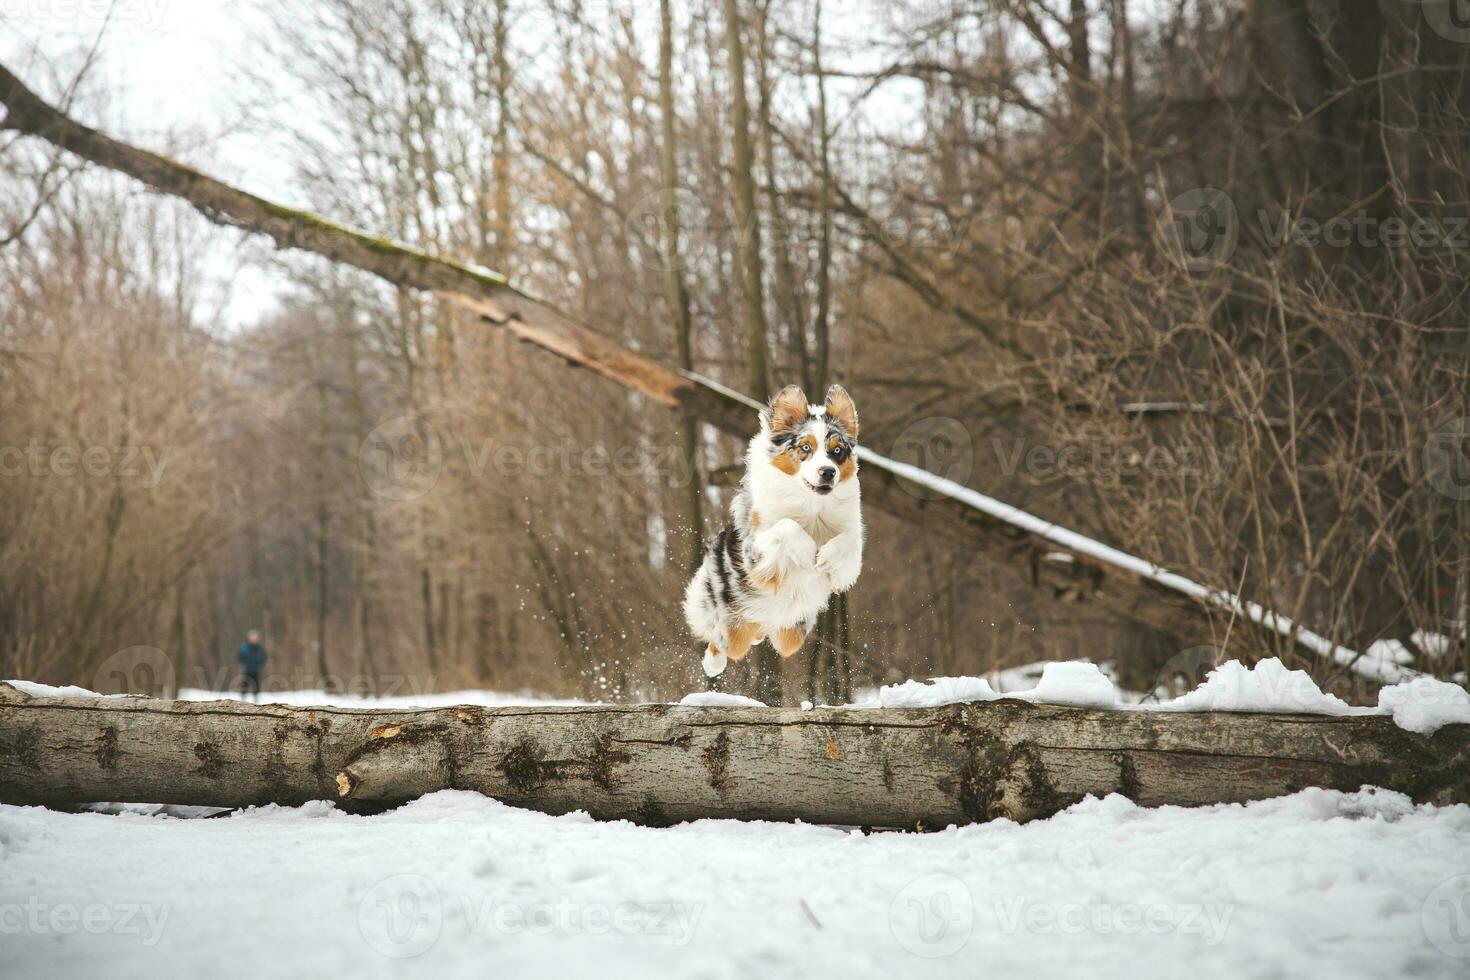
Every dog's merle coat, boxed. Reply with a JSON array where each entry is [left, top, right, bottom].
[[684, 385, 863, 680]]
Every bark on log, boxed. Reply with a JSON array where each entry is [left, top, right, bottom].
[[2, 683, 1464, 827], [0, 62, 1362, 667]]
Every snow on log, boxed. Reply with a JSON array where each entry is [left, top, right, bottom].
[[2, 683, 1465, 827], [0, 62, 1402, 679]]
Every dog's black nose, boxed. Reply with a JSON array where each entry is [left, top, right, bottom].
[[818, 465, 837, 483]]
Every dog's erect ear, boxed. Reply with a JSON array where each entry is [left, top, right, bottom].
[[765, 385, 810, 433], [824, 385, 858, 439]]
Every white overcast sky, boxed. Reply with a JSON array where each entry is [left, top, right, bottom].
[[1, 0, 306, 326], [1, 0, 285, 173], [1, 0, 934, 327]]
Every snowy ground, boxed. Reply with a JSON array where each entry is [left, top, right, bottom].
[[1, 788, 1467, 979], [5, 662, 1469, 977]]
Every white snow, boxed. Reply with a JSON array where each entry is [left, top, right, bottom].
[[1148, 658, 1359, 716], [1364, 639, 1418, 670], [175, 687, 590, 709], [875, 674, 1000, 708], [677, 692, 767, 708], [1377, 677, 1470, 735], [2, 787, 1466, 979], [4, 680, 120, 699], [1412, 630, 1460, 661], [0, 681, 586, 709], [1149, 660, 1470, 733], [876, 662, 1118, 710], [1024, 660, 1120, 707], [860, 658, 1470, 735], [987, 658, 1126, 694]]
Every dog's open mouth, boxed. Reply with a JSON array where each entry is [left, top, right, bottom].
[[804, 480, 834, 495]]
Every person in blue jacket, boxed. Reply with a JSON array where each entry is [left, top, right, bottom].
[[238, 630, 267, 702]]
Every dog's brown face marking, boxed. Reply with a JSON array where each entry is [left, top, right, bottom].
[[764, 384, 859, 490], [770, 433, 817, 476], [827, 432, 858, 482]]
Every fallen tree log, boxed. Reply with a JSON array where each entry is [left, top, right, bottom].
[[0, 61, 1400, 680], [2, 684, 1464, 826]]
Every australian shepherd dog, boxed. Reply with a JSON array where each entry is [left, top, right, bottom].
[[684, 384, 863, 680]]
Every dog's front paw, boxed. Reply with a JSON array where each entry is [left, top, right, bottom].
[[816, 532, 863, 593], [750, 519, 817, 591]]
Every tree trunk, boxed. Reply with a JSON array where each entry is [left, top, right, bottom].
[[657, 0, 704, 573], [754, 0, 805, 390], [720, 0, 770, 403], [315, 373, 332, 691], [810, 0, 833, 395], [421, 567, 437, 674], [492, 0, 514, 267], [719, 0, 782, 702], [1067, 0, 1092, 116], [2, 683, 1464, 827], [477, 593, 497, 686], [169, 582, 187, 699]]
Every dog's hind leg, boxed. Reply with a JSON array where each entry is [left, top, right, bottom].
[[724, 621, 762, 662], [772, 624, 808, 658], [701, 621, 762, 679]]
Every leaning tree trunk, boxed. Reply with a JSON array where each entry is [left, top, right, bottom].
[[1, 684, 1464, 827]]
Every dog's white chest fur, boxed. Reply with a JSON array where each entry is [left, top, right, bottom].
[[682, 384, 865, 680], [740, 442, 860, 627]]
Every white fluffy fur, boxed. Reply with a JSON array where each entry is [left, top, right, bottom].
[[684, 399, 863, 679], [741, 416, 864, 610]]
